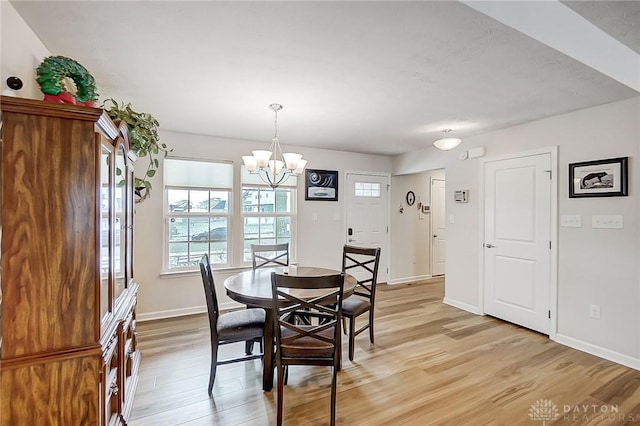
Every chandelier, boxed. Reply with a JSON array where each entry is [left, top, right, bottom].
[[242, 104, 307, 189]]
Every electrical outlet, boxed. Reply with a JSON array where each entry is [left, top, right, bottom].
[[589, 304, 601, 319]]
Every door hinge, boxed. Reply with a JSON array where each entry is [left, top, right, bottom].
[[549, 241, 552, 249], [548, 310, 551, 319], [387, 184, 390, 191]]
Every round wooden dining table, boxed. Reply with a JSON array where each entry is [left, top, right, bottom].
[[224, 266, 357, 392]]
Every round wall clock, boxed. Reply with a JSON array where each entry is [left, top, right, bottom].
[[406, 190, 416, 206]]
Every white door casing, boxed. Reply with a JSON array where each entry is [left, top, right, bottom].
[[345, 172, 389, 283], [431, 178, 446, 276], [482, 150, 555, 335]]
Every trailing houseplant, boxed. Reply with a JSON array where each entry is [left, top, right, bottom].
[[103, 98, 171, 202]]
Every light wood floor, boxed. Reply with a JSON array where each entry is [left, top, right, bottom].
[[130, 279, 640, 425]]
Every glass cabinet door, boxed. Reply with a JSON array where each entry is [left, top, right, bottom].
[[114, 144, 127, 302], [125, 155, 134, 285], [100, 144, 113, 318]]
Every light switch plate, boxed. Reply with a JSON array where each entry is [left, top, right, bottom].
[[592, 215, 623, 229], [560, 214, 581, 228]]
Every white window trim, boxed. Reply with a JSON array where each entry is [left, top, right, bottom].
[[161, 158, 299, 272]]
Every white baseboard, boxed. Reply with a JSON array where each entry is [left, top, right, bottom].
[[554, 334, 640, 371], [442, 297, 483, 315], [387, 274, 432, 285], [137, 301, 246, 322], [137, 306, 207, 322]]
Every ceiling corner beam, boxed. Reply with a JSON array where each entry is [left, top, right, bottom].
[[461, 0, 640, 93]]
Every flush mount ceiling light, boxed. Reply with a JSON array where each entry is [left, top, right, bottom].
[[242, 103, 307, 189], [433, 129, 462, 151]]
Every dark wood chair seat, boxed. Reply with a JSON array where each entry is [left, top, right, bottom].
[[280, 326, 336, 357], [216, 309, 266, 341], [341, 296, 371, 318]]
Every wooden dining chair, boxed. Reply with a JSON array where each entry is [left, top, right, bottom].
[[341, 245, 381, 361], [270, 271, 345, 426], [199, 254, 265, 396], [251, 242, 289, 269]]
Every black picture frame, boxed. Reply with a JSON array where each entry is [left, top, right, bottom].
[[305, 169, 338, 201], [568, 157, 628, 198]]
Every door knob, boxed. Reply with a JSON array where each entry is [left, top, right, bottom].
[[433, 234, 437, 238], [348, 238, 355, 242], [485, 243, 495, 248]]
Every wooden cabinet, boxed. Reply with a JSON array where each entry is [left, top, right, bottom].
[[0, 96, 140, 425]]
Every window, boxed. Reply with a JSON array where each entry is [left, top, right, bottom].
[[241, 168, 297, 263], [354, 181, 381, 197], [164, 159, 232, 270], [163, 159, 298, 271]]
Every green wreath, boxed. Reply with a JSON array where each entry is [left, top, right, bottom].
[[36, 56, 98, 105]]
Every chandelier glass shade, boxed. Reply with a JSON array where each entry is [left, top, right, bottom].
[[433, 129, 462, 151], [242, 104, 307, 188]]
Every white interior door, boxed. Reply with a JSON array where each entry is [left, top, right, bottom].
[[431, 179, 446, 276], [346, 173, 389, 282], [483, 153, 551, 334]]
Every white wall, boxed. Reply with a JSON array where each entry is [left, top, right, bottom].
[[393, 97, 640, 368], [134, 129, 392, 320], [389, 169, 445, 284], [5, 6, 638, 367], [0, 2, 50, 99]]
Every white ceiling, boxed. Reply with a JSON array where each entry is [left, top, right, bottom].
[[10, 1, 640, 156]]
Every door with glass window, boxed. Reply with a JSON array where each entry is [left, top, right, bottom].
[[345, 173, 389, 282]]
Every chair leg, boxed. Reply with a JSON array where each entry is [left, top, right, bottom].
[[208, 340, 219, 396], [342, 317, 347, 335], [348, 316, 356, 362], [276, 362, 284, 426], [369, 309, 375, 344], [330, 365, 338, 426]]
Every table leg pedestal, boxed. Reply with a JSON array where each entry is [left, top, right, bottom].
[[262, 308, 275, 391]]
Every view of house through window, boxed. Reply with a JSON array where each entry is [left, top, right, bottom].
[[164, 159, 296, 270], [164, 159, 233, 270], [241, 187, 293, 262], [167, 189, 230, 268]]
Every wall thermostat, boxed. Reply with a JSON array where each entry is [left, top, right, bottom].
[[454, 190, 469, 203]]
